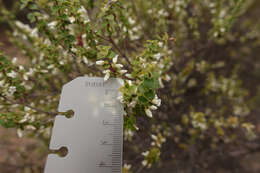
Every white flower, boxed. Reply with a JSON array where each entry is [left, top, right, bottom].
[[158, 42, 163, 47], [159, 77, 164, 88], [124, 129, 134, 141], [214, 32, 219, 37], [125, 73, 132, 78], [0, 80, 4, 87], [25, 125, 36, 130], [71, 47, 77, 53], [142, 160, 148, 166], [220, 27, 226, 33], [48, 21, 57, 29], [69, 16, 76, 23], [12, 57, 17, 64], [165, 74, 171, 81], [152, 96, 161, 106], [7, 71, 17, 78], [47, 64, 55, 69], [128, 17, 135, 25], [104, 72, 110, 81], [27, 68, 34, 76], [119, 69, 127, 74], [150, 105, 157, 110], [41, 69, 48, 73], [23, 74, 29, 81], [83, 56, 88, 64], [112, 55, 118, 63], [117, 95, 124, 103], [154, 53, 162, 60], [30, 28, 38, 37], [8, 86, 16, 95], [145, 108, 153, 118], [142, 151, 149, 157], [123, 163, 132, 170], [24, 106, 31, 112], [134, 124, 139, 130], [78, 6, 87, 14], [19, 65, 24, 71], [151, 134, 158, 140], [103, 69, 110, 74], [115, 64, 123, 68], [96, 60, 105, 65], [17, 129, 23, 138], [129, 100, 137, 107]]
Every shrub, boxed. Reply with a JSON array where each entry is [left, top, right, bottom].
[[0, 0, 259, 172]]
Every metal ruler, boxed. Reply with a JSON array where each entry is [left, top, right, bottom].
[[44, 77, 123, 173]]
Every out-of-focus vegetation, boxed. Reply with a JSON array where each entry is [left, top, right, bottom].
[[0, 0, 260, 172]]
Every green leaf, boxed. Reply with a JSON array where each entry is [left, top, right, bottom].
[[138, 95, 149, 105], [27, 13, 36, 23], [124, 115, 136, 130], [143, 77, 159, 89], [144, 90, 155, 100]]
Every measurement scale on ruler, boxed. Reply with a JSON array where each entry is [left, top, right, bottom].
[[99, 88, 123, 172], [44, 77, 123, 173]]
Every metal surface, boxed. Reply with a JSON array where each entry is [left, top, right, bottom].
[[44, 77, 123, 173]]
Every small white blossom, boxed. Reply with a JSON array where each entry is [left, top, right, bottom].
[[150, 105, 157, 110], [165, 74, 171, 81], [154, 53, 162, 60], [112, 55, 118, 63], [19, 113, 30, 123], [125, 73, 132, 78], [145, 108, 153, 118], [69, 16, 76, 23], [129, 100, 137, 107], [152, 96, 161, 106], [71, 47, 77, 53], [83, 56, 88, 64], [0, 80, 4, 87], [30, 28, 38, 37], [123, 163, 132, 171], [159, 77, 164, 88], [158, 42, 163, 47], [17, 129, 23, 138], [117, 95, 124, 103], [128, 17, 135, 25], [48, 21, 57, 29], [124, 129, 134, 141], [8, 86, 17, 95], [24, 106, 31, 112], [142, 151, 149, 157], [47, 64, 55, 69], [96, 60, 105, 65], [25, 125, 36, 130], [115, 64, 123, 68], [12, 57, 17, 64], [119, 69, 127, 74], [142, 160, 148, 166], [19, 65, 24, 71], [7, 71, 17, 78], [104, 72, 110, 81], [220, 27, 226, 33], [151, 134, 158, 140], [78, 6, 87, 14]]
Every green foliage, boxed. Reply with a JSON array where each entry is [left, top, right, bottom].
[[0, 0, 259, 172]]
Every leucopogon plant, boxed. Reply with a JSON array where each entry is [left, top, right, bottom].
[[0, 0, 259, 172]]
